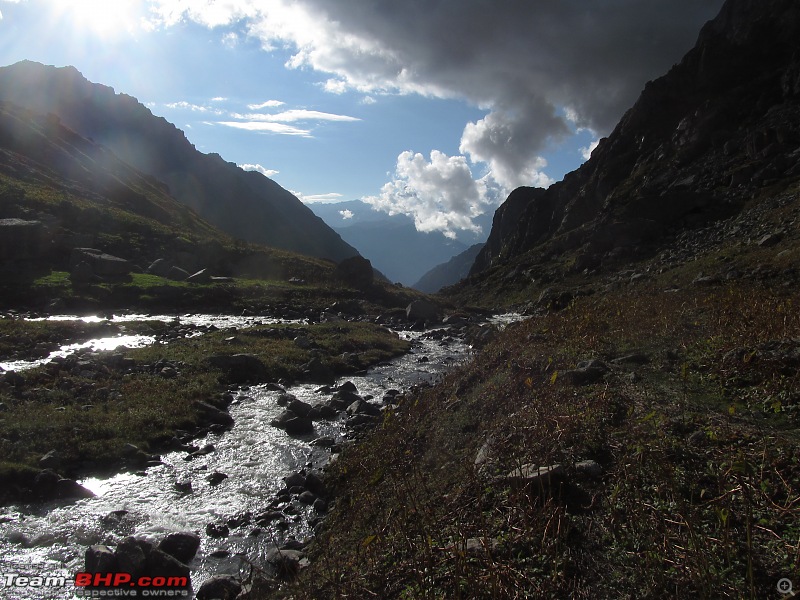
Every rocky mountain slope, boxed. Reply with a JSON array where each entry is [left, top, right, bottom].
[[0, 61, 358, 263], [412, 243, 484, 293], [462, 0, 800, 300]]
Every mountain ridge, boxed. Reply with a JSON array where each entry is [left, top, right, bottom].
[[0, 60, 359, 263]]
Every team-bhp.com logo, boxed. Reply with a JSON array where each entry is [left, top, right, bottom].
[[3, 572, 190, 597]]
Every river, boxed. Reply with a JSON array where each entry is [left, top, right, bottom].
[[0, 313, 512, 598]]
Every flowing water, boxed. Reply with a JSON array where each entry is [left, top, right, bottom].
[[0, 313, 514, 598]]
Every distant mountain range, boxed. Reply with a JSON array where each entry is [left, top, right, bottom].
[[412, 243, 484, 293], [0, 60, 358, 263], [310, 199, 491, 286]]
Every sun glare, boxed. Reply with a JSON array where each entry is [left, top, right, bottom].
[[55, 0, 142, 38]]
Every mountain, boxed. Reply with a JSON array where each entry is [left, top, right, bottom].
[[465, 0, 800, 293], [309, 200, 479, 285], [0, 61, 358, 263], [0, 97, 338, 287], [412, 243, 484, 293]]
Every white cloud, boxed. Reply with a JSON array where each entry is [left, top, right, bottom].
[[240, 163, 279, 177], [339, 209, 354, 219], [165, 100, 223, 114], [216, 121, 311, 136], [292, 191, 345, 204], [211, 96, 228, 102], [247, 100, 285, 109], [231, 109, 360, 123], [364, 150, 500, 239], [581, 139, 600, 161], [360, 96, 377, 105]]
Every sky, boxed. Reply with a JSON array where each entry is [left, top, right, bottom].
[[0, 0, 725, 241]]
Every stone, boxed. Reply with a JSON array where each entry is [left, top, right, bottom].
[[406, 299, 440, 323], [192, 400, 234, 427], [562, 360, 609, 385], [346, 398, 382, 417], [186, 269, 212, 283], [69, 248, 130, 277], [157, 532, 201, 565], [284, 472, 306, 489], [283, 416, 314, 436], [55, 478, 95, 499], [266, 547, 306, 579], [298, 491, 317, 505], [114, 537, 147, 578], [575, 460, 603, 480], [207, 472, 228, 486], [500, 464, 565, 492], [39, 450, 60, 470], [144, 547, 191, 581], [208, 353, 267, 382], [166, 266, 190, 281], [146, 258, 172, 277], [288, 397, 314, 418], [0, 219, 46, 261], [205, 523, 230, 538], [195, 575, 242, 600], [85, 545, 117, 573]]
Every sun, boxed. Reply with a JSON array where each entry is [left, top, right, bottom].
[[55, 0, 143, 39]]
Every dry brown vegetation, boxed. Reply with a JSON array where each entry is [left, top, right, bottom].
[[274, 282, 800, 599]]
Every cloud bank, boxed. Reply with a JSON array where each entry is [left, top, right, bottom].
[[146, 0, 724, 236]]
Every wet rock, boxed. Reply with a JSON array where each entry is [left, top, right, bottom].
[[276, 392, 296, 406], [310, 436, 337, 448], [196, 574, 242, 600], [157, 532, 200, 565], [114, 537, 147, 578], [144, 547, 190, 581], [55, 478, 95, 500], [298, 491, 317, 505], [346, 398, 382, 417], [192, 400, 234, 428], [313, 498, 328, 513], [207, 472, 228, 486], [288, 397, 314, 418], [284, 472, 306, 489], [86, 545, 118, 573], [206, 523, 230, 539]]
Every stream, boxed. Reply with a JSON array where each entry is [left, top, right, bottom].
[[0, 313, 515, 598]]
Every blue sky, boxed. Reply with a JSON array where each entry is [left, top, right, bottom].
[[0, 0, 724, 240]]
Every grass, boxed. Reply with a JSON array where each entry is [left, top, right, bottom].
[[272, 281, 800, 599], [0, 320, 410, 499]]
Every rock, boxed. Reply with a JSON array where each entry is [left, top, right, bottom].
[[186, 268, 212, 283], [611, 353, 650, 365], [335, 256, 374, 289], [310, 436, 337, 448], [758, 232, 782, 247], [206, 523, 230, 538], [283, 417, 314, 436], [313, 498, 328, 513], [208, 353, 267, 382], [39, 450, 60, 470], [288, 398, 314, 418], [0, 218, 46, 261], [69, 248, 130, 277], [144, 547, 191, 581], [406, 299, 440, 323], [69, 261, 95, 283], [207, 472, 228, 486], [499, 464, 565, 492], [294, 335, 313, 349], [298, 491, 317, 505], [284, 472, 306, 489], [146, 258, 172, 277], [55, 478, 95, 500], [196, 575, 242, 600], [157, 532, 201, 565], [114, 536, 147, 578], [562, 359, 609, 385], [166, 266, 191, 281], [574, 460, 603, 480], [266, 547, 306, 579], [346, 398, 382, 417], [86, 545, 117, 573], [192, 400, 234, 427]]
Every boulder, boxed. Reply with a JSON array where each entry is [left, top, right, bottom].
[[562, 359, 609, 385], [157, 532, 200, 565], [406, 299, 440, 323], [86, 545, 118, 573], [499, 464, 565, 492], [0, 219, 46, 261], [187, 268, 212, 283], [192, 400, 234, 427], [208, 353, 267, 382], [266, 547, 306, 579], [114, 537, 147, 578], [144, 547, 191, 581], [146, 258, 172, 277], [196, 575, 242, 600], [69, 248, 131, 277], [166, 266, 191, 281]]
